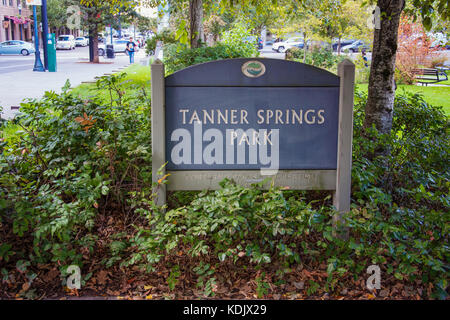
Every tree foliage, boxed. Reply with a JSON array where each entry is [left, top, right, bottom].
[[396, 15, 438, 84]]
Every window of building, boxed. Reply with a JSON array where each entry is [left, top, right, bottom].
[[9, 0, 13, 7], [2, 0, 7, 6]]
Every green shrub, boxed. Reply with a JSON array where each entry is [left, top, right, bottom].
[[163, 42, 258, 75], [126, 90, 449, 298], [353, 58, 371, 84], [0, 74, 152, 268], [285, 47, 303, 60], [395, 67, 415, 85], [220, 23, 259, 58], [152, 24, 259, 75], [350, 90, 449, 298], [128, 173, 448, 298], [145, 29, 178, 56], [352, 90, 449, 208], [286, 47, 348, 73]]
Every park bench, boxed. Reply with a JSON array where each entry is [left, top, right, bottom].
[[412, 67, 448, 86]]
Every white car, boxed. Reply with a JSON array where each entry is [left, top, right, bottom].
[[56, 35, 76, 50], [272, 37, 304, 53], [428, 32, 448, 49], [75, 37, 89, 47], [98, 39, 140, 56]]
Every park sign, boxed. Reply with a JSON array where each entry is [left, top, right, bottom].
[[151, 58, 355, 221]]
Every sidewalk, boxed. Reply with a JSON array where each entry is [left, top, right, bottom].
[[0, 51, 146, 120]]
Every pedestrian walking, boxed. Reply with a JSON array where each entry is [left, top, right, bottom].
[[361, 48, 368, 67], [126, 37, 136, 64]]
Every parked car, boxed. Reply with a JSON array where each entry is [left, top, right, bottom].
[[428, 32, 448, 50], [98, 39, 140, 56], [341, 40, 370, 53], [332, 39, 356, 52], [0, 40, 35, 56], [272, 37, 305, 53], [292, 39, 311, 50], [56, 35, 76, 50], [75, 37, 89, 47]]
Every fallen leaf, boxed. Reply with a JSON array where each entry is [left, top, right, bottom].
[[293, 281, 304, 290], [97, 270, 109, 285], [379, 289, 389, 297], [21, 282, 30, 292]]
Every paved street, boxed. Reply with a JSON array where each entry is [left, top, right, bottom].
[[259, 44, 285, 59], [0, 46, 146, 119], [0, 47, 90, 74]]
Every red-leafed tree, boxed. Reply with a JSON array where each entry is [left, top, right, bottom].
[[396, 15, 437, 84]]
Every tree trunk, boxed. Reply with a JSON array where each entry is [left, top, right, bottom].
[[337, 36, 341, 55], [89, 25, 99, 63], [87, 9, 99, 64], [364, 0, 405, 136], [189, 0, 203, 48], [303, 32, 307, 63]]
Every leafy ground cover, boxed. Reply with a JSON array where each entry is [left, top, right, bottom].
[[0, 58, 448, 300]]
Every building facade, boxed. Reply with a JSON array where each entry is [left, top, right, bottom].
[[1, 0, 33, 43]]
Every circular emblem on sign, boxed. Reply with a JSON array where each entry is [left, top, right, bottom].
[[242, 60, 266, 78]]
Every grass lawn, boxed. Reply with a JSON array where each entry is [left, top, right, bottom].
[[356, 83, 450, 115], [437, 70, 450, 86], [70, 63, 151, 101]]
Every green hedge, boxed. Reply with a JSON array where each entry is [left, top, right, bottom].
[[286, 47, 348, 72], [163, 43, 258, 75]]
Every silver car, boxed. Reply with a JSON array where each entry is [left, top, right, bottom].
[[0, 40, 35, 56], [75, 37, 89, 47]]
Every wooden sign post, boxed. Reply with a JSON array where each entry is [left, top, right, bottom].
[[151, 58, 355, 236]]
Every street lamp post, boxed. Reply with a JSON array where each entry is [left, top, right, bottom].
[[41, 0, 49, 70], [118, 9, 121, 38], [32, 5, 45, 72], [18, 4, 23, 41]]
